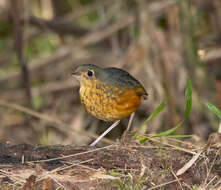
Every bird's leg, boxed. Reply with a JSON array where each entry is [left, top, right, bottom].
[[121, 112, 135, 143], [126, 112, 135, 131], [90, 120, 120, 146]]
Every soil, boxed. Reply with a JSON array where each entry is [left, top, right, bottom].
[[0, 133, 221, 190]]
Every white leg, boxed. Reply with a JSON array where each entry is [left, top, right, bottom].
[[126, 112, 135, 131], [90, 120, 120, 146]]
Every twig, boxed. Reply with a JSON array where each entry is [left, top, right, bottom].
[[72, 15, 135, 48], [62, 161, 98, 171], [29, 15, 89, 36], [147, 178, 182, 190], [10, 0, 32, 106], [30, 145, 113, 163], [1, 79, 75, 100], [176, 149, 203, 176], [167, 137, 197, 148], [171, 170, 183, 190], [0, 100, 113, 145], [31, 79, 75, 96], [0, 47, 71, 84], [50, 159, 94, 173], [176, 137, 220, 176], [204, 175, 218, 189], [212, 178, 221, 189], [147, 137, 198, 155]]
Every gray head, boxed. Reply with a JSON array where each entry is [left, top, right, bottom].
[[72, 64, 102, 84]]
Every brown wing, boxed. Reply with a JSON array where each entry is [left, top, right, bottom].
[[134, 86, 148, 100]]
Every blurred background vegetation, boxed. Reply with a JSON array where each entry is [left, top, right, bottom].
[[0, 0, 220, 146]]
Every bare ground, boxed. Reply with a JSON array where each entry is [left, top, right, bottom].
[[0, 133, 221, 190]]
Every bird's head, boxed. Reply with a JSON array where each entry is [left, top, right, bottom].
[[72, 64, 101, 85]]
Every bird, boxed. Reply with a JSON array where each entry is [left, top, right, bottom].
[[72, 64, 147, 146]]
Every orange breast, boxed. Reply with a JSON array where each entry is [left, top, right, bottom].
[[79, 81, 142, 121], [106, 88, 141, 120]]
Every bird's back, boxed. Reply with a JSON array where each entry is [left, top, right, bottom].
[[101, 67, 148, 99]]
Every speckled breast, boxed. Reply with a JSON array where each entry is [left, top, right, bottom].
[[79, 80, 142, 121]]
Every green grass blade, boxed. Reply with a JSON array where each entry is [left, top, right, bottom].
[[150, 121, 184, 138], [150, 78, 192, 138], [205, 103, 221, 119], [138, 137, 148, 143], [184, 78, 192, 120], [142, 100, 166, 125]]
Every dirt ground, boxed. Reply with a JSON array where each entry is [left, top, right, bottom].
[[0, 133, 221, 190]]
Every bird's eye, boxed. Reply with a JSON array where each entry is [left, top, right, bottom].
[[87, 70, 93, 77]]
